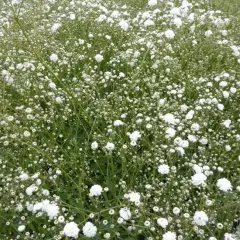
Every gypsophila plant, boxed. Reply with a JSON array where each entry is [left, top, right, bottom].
[[0, 0, 240, 239]]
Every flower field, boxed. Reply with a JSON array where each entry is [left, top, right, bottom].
[[0, 0, 240, 239]]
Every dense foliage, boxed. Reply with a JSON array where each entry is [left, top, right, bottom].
[[0, 0, 240, 239]]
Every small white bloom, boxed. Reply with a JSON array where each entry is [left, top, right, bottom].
[[91, 141, 98, 150], [186, 110, 194, 120], [50, 54, 58, 62], [173, 18, 182, 28], [18, 225, 25, 232], [113, 120, 124, 126], [162, 113, 177, 125], [224, 233, 236, 240], [191, 173, 207, 186], [51, 23, 61, 33], [193, 165, 203, 174], [49, 82, 56, 89], [205, 30, 213, 37], [26, 185, 35, 196], [217, 104, 224, 111], [158, 164, 170, 174], [63, 222, 80, 239], [42, 189, 49, 196], [16, 204, 24, 212], [45, 203, 59, 219], [58, 216, 65, 223], [188, 135, 197, 142], [90, 185, 103, 196], [12, 0, 21, 4], [144, 19, 155, 27], [165, 30, 175, 39], [70, 13, 76, 20], [119, 20, 129, 31], [119, 207, 131, 220], [126, 192, 141, 203], [105, 142, 115, 151], [148, 0, 157, 6], [165, 127, 176, 138], [157, 218, 168, 228], [193, 211, 209, 226], [163, 231, 177, 240], [173, 207, 180, 215], [216, 178, 232, 192], [56, 96, 63, 103], [23, 131, 31, 137], [82, 222, 97, 238], [95, 54, 104, 63], [191, 123, 200, 132], [129, 131, 141, 142], [19, 173, 29, 181], [222, 120, 231, 128]]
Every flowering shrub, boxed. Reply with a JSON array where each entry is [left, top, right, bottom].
[[0, 0, 240, 239]]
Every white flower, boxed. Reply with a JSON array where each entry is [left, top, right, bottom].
[[11, 0, 21, 4], [205, 30, 213, 37], [45, 203, 59, 219], [19, 173, 29, 181], [91, 141, 98, 150], [216, 178, 232, 192], [105, 142, 115, 151], [129, 131, 141, 142], [49, 82, 56, 89], [191, 173, 207, 186], [58, 216, 65, 223], [186, 110, 194, 120], [217, 104, 224, 111], [18, 225, 25, 232], [173, 207, 181, 215], [119, 207, 131, 220], [90, 185, 102, 196], [158, 164, 170, 174], [70, 13, 76, 20], [193, 164, 203, 174], [163, 231, 177, 240], [51, 23, 61, 33], [165, 127, 176, 138], [191, 123, 200, 132], [157, 218, 168, 228], [193, 211, 209, 226], [222, 120, 231, 128], [170, 7, 181, 17], [16, 204, 24, 212], [26, 185, 35, 196], [199, 138, 208, 145], [188, 134, 197, 142], [113, 120, 124, 126], [50, 54, 58, 62], [82, 222, 97, 238], [126, 192, 141, 203], [56, 96, 63, 103], [63, 222, 80, 239], [23, 131, 31, 137], [162, 113, 177, 125], [148, 0, 157, 6], [173, 18, 182, 28], [165, 30, 175, 39], [119, 20, 129, 31], [224, 233, 236, 240], [95, 54, 104, 63], [144, 19, 155, 27]]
